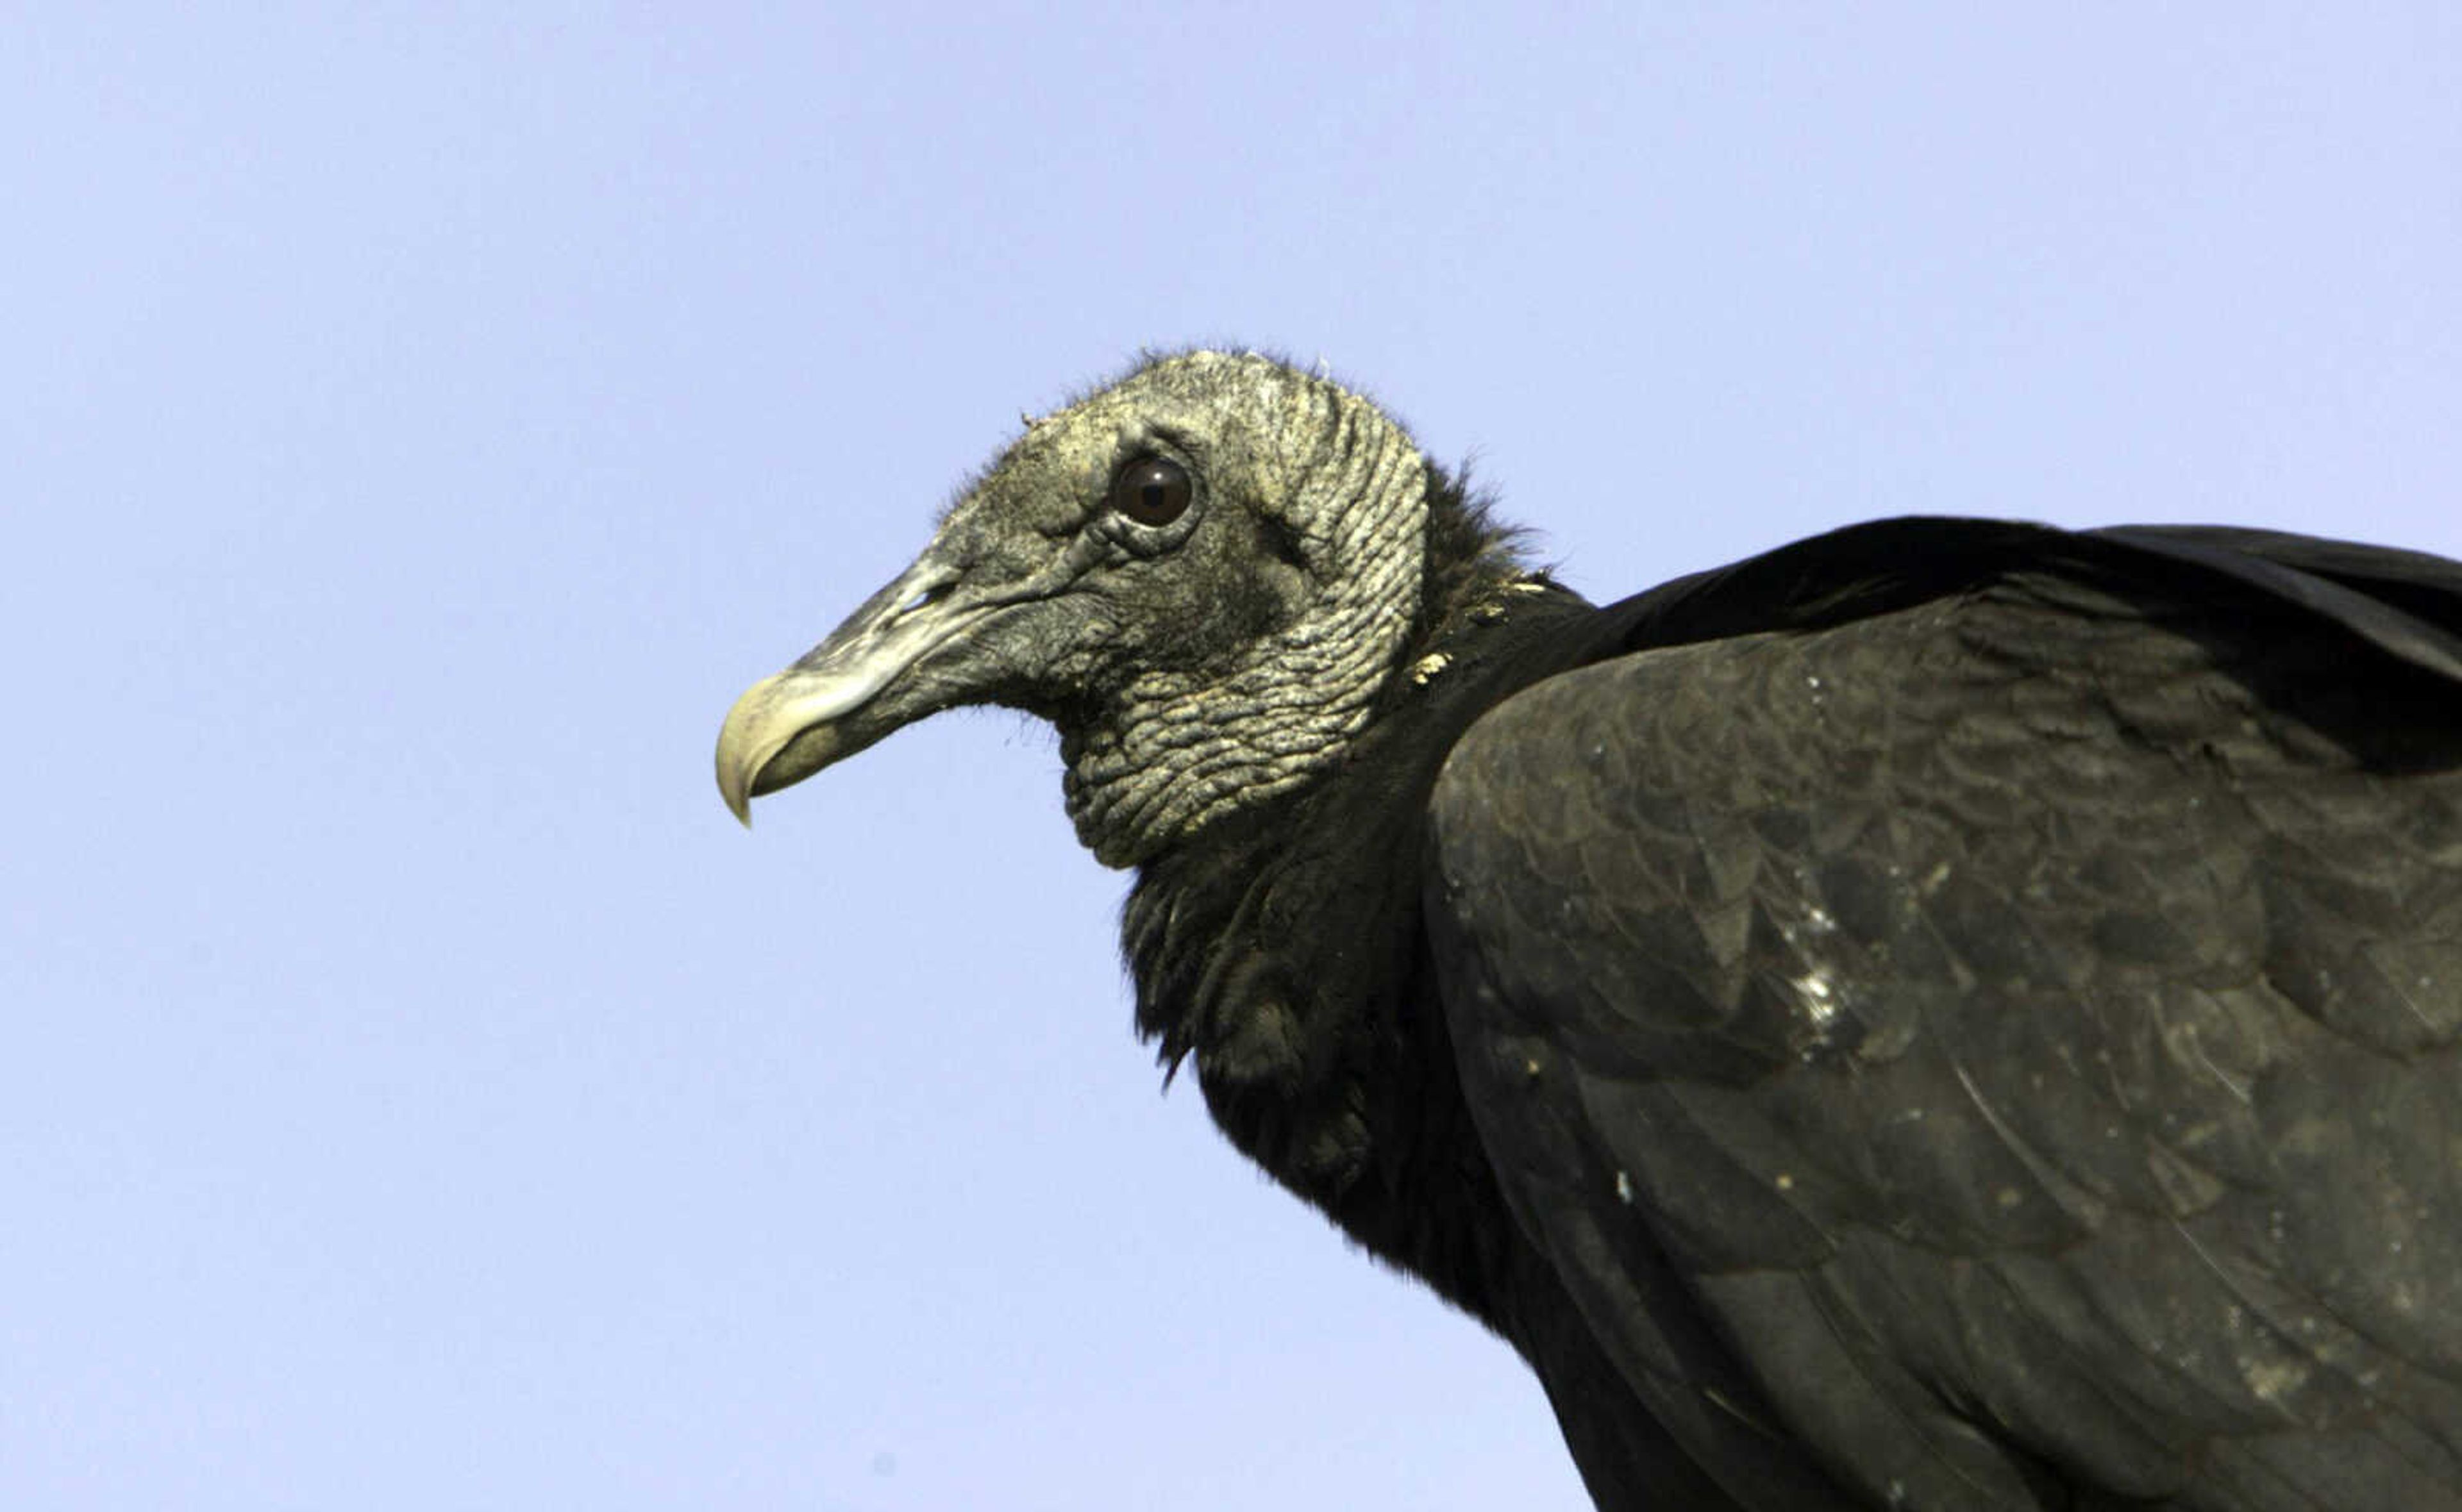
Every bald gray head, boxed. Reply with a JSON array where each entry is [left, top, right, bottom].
[[716, 350, 1435, 865]]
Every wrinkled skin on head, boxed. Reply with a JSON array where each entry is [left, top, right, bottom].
[[716, 351, 1434, 865]]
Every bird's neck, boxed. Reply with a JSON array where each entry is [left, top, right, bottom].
[[1116, 565, 1608, 1329], [1055, 601, 1411, 868]]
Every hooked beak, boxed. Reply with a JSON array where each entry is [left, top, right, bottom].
[[715, 551, 991, 825]]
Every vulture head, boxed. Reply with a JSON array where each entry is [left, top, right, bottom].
[[716, 350, 1447, 865]]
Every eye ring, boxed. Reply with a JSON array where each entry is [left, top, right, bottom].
[[1107, 454, 1193, 528]]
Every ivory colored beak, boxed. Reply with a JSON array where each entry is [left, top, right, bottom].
[[714, 670, 860, 826]]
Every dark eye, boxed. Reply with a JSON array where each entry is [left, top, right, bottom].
[[1108, 454, 1192, 528]]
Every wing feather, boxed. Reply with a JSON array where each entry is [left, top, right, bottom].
[[1430, 563, 2462, 1510]]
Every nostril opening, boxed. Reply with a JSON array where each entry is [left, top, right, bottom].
[[898, 583, 953, 617]]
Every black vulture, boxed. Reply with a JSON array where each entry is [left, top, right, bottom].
[[715, 350, 2462, 1511]]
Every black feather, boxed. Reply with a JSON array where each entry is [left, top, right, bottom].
[[1130, 511, 2462, 1510]]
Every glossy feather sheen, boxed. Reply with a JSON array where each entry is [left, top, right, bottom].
[[1427, 542, 2462, 1509]]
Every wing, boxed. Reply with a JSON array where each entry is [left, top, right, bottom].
[[1428, 556, 2462, 1511]]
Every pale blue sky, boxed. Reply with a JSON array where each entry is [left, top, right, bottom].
[[4, 7, 2456, 1510]]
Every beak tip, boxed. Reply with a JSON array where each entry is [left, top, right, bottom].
[[716, 672, 787, 828], [716, 750, 759, 828]]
